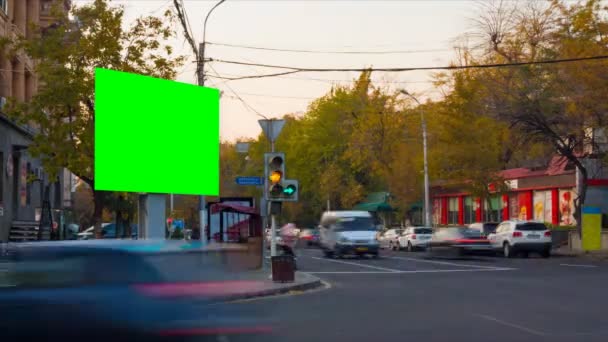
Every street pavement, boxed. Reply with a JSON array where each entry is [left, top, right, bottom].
[[227, 247, 608, 342]]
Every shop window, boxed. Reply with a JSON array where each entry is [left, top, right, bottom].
[[484, 196, 502, 222], [464, 196, 474, 224], [448, 197, 458, 224]]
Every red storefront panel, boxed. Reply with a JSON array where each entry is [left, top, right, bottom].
[[517, 191, 533, 220], [502, 194, 509, 220], [551, 188, 559, 225], [475, 198, 482, 222], [441, 197, 448, 225], [458, 196, 464, 225]]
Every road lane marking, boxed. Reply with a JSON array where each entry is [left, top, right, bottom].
[[385, 256, 502, 269], [307, 268, 516, 274], [474, 314, 547, 336], [560, 264, 597, 268], [310, 257, 401, 272]]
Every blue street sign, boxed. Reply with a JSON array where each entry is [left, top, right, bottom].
[[236, 176, 264, 186]]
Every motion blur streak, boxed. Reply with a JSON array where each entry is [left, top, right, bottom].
[[158, 326, 275, 336], [133, 281, 267, 297]]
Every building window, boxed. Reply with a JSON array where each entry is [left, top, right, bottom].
[[0, 0, 7, 15], [464, 196, 474, 224], [448, 197, 458, 224], [484, 196, 502, 222]]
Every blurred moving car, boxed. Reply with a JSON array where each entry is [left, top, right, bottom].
[[298, 229, 320, 246], [427, 227, 492, 256], [319, 211, 379, 258], [487, 220, 552, 258], [398, 227, 433, 252], [77, 223, 138, 240], [377, 228, 403, 250], [0, 242, 274, 342], [468, 222, 499, 237]]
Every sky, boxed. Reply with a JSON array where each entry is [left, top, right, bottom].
[[73, 0, 484, 141]]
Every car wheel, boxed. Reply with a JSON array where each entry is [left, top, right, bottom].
[[541, 249, 551, 258], [503, 242, 513, 258], [324, 250, 333, 258], [407, 241, 413, 252]]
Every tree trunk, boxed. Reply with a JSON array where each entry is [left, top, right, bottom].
[[574, 164, 588, 238], [92, 190, 105, 239]]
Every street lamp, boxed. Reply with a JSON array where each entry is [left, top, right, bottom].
[[198, 0, 226, 245], [400, 90, 432, 228], [199, 0, 226, 86]]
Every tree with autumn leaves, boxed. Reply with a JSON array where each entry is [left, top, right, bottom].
[[4, 0, 606, 233], [221, 0, 608, 231], [5, 0, 184, 234]]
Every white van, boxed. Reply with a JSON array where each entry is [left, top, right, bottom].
[[319, 211, 379, 258]]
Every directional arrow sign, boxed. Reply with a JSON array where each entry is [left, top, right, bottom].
[[236, 176, 264, 186], [283, 185, 296, 195]]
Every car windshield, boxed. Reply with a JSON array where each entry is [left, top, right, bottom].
[[483, 223, 498, 234], [516, 223, 547, 231], [414, 228, 433, 234], [334, 217, 375, 231]]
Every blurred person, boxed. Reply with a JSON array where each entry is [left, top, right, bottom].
[[278, 223, 298, 259]]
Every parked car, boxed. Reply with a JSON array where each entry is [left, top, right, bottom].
[[487, 220, 552, 258], [298, 229, 320, 246], [319, 211, 379, 258], [398, 227, 433, 252], [468, 222, 499, 237], [378, 228, 403, 250], [0, 241, 274, 342], [77, 223, 138, 240], [427, 227, 492, 256]]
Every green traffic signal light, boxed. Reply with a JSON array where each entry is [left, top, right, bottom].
[[283, 184, 297, 196]]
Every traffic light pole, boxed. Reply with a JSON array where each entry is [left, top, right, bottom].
[[269, 142, 277, 258]]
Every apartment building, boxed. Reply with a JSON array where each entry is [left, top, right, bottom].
[[0, 0, 72, 242]]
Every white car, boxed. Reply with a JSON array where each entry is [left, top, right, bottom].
[[398, 227, 433, 252], [378, 228, 403, 250], [487, 220, 552, 258]]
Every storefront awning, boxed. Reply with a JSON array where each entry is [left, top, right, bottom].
[[352, 202, 394, 212]]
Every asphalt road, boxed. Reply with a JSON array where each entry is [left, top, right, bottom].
[[228, 246, 608, 342]]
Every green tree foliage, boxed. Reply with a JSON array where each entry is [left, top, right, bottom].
[[6, 0, 184, 233]]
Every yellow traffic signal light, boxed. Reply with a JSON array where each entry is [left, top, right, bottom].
[[269, 170, 282, 183]]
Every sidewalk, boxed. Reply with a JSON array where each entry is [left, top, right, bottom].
[[553, 246, 608, 260]]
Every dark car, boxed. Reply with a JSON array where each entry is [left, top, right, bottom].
[[298, 229, 320, 246], [0, 242, 274, 342], [469, 222, 499, 237], [427, 227, 492, 256]]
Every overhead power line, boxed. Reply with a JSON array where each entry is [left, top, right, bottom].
[[206, 41, 450, 55], [205, 70, 435, 84], [206, 54, 608, 74]]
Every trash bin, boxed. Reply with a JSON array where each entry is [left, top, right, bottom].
[[271, 255, 295, 283]]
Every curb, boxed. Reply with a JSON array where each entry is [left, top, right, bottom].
[[211, 274, 324, 303]]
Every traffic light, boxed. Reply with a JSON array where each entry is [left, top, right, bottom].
[[264, 152, 285, 200], [281, 179, 299, 202]]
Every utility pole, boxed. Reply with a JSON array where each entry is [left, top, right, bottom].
[[197, 0, 226, 245], [400, 90, 432, 227]]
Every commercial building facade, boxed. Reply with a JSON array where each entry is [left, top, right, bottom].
[[0, 0, 72, 241], [431, 156, 590, 227]]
